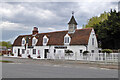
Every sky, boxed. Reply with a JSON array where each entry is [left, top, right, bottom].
[[0, 0, 119, 43]]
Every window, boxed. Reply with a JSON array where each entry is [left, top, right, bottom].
[[33, 49, 36, 54], [43, 35, 48, 46], [33, 39, 36, 44], [54, 49, 56, 53], [38, 50, 40, 55], [22, 38, 25, 45], [91, 50, 94, 53], [65, 37, 69, 43], [92, 38, 94, 45], [22, 49, 25, 54], [32, 37, 37, 46], [80, 50, 83, 53], [14, 50, 16, 53], [22, 40, 25, 44], [44, 38, 47, 44], [27, 50, 29, 54]]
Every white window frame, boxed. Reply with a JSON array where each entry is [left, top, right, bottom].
[[32, 37, 37, 46], [64, 34, 71, 45]]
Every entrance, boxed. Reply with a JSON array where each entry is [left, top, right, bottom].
[[18, 48, 20, 56], [44, 49, 49, 58]]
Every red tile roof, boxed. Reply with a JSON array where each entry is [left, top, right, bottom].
[[12, 28, 92, 46]]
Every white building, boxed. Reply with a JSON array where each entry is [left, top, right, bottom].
[[12, 14, 99, 59]]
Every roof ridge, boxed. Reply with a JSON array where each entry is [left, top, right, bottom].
[[19, 28, 92, 36], [38, 30, 68, 35], [76, 28, 92, 30]]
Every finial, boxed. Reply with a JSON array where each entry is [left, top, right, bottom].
[[72, 11, 74, 16]]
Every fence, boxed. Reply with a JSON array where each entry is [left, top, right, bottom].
[[63, 53, 119, 63]]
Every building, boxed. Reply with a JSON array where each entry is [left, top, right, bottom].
[[12, 14, 99, 59], [0, 46, 12, 55]]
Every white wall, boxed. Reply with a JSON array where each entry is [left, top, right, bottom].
[[13, 28, 99, 60], [34, 46, 49, 59], [13, 46, 27, 58], [13, 45, 90, 60], [88, 28, 98, 53]]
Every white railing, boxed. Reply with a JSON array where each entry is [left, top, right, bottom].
[[63, 53, 119, 63]]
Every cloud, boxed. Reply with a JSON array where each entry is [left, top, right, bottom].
[[0, 1, 119, 43], [0, 21, 30, 31]]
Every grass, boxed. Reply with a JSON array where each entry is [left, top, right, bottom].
[[0, 60, 13, 63]]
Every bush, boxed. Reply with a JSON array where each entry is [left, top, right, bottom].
[[10, 53, 14, 56], [65, 50, 73, 53], [102, 49, 112, 53], [65, 50, 73, 56], [83, 51, 89, 55], [37, 55, 41, 58], [28, 55, 32, 59]]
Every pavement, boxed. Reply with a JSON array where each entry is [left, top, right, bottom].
[[1, 57, 119, 78]]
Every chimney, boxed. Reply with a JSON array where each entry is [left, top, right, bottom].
[[32, 27, 38, 35]]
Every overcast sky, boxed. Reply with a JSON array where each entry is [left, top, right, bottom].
[[0, 0, 119, 43]]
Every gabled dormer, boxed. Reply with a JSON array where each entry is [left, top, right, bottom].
[[43, 35, 49, 46], [64, 34, 71, 45], [32, 37, 38, 46], [22, 38, 26, 46], [68, 11, 78, 33]]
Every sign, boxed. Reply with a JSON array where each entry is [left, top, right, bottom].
[[28, 46, 34, 48], [54, 46, 67, 49]]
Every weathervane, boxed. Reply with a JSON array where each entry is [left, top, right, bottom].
[[72, 11, 74, 16]]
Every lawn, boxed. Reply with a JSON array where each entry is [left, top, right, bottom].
[[0, 60, 13, 63]]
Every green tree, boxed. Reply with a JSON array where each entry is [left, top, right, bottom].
[[92, 9, 120, 49], [0, 41, 12, 48], [84, 12, 110, 28]]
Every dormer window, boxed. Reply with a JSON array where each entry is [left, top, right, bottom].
[[44, 38, 47, 44], [65, 37, 69, 43], [64, 34, 71, 44], [43, 35, 48, 46], [32, 37, 37, 46], [22, 38, 26, 46]]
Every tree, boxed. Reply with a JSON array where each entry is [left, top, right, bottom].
[[89, 9, 120, 49], [0, 41, 12, 48], [84, 12, 110, 28]]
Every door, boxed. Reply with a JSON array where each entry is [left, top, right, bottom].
[[18, 48, 20, 56], [44, 49, 49, 58]]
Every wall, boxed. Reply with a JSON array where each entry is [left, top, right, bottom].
[[88, 28, 99, 53]]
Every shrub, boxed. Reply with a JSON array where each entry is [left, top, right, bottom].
[[102, 49, 112, 53], [10, 53, 14, 56], [37, 55, 41, 58], [83, 51, 89, 55], [65, 50, 73, 56], [65, 50, 73, 53], [28, 55, 32, 59]]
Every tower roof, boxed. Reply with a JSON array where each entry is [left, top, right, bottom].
[[68, 16, 78, 25]]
